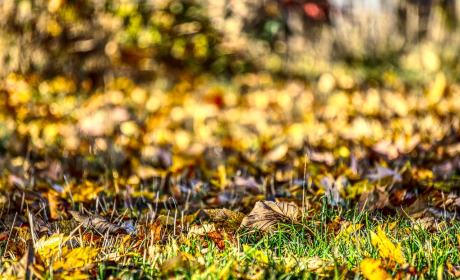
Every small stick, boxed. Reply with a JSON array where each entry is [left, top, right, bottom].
[[64, 175, 75, 209], [3, 213, 17, 257]]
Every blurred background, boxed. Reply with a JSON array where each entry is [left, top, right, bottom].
[[1, 0, 460, 191]]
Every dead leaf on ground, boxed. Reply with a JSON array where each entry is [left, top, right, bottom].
[[446, 260, 460, 277], [203, 208, 246, 231], [240, 201, 299, 232], [48, 193, 71, 219], [69, 210, 127, 235], [161, 252, 204, 274], [4, 239, 35, 278], [370, 226, 406, 269], [365, 163, 402, 183], [358, 188, 389, 213], [326, 216, 346, 235], [150, 218, 165, 243], [189, 223, 217, 235], [360, 258, 392, 280], [158, 215, 177, 227], [303, 257, 334, 273], [53, 246, 101, 271], [49, 219, 81, 235], [198, 231, 236, 250]]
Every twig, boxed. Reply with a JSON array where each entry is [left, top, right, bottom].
[[3, 213, 17, 257], [64, 175, 75, 209]]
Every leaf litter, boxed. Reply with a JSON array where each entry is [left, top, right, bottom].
[[1, 0, 460, 279]]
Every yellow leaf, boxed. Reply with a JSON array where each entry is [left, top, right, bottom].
[[120, 234, 132, 251], [161, 252, 202, 274], [243, 245, 269, 264], [61, 272, 92, 280], [387, 222, 398, 231], [36, 233, 65, 260], [336, 223, 362, 240], [53, 247, 101, 271], [370, 226, 405, 268], [427, 72, 446, 105], [360, 258, 392, 280]]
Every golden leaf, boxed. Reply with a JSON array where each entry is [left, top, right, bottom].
[[53, 247, 101, 270], [36, 233, 65, 260], [161, 252, 203, 274], [336, 223, 363, 241], [370, 226, 406, 268], [360, 258, 392, 280], [243, 245, 269, 264]]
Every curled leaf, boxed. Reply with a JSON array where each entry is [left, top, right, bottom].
[[69, 211, 127, 235]]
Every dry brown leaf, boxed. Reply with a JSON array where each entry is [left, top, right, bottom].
[[326, 216, 346, 235], [203, 208, 246, 231], [365, 164, 402, 183], [304, 257, 334, 273], [199, 231, 236, 250], [265, 144, 288, 162], [189, 223, 217, 235], [4, 239, 35, 278], [150, 218, 164, 243], [48, 193, 70, 220], [240, 201, 298, 232], [182, 210, 200, 225], [69, 211, 127, 235], [358, 188, 389, 213]]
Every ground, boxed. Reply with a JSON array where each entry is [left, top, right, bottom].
[[1, 0, 460, 279]]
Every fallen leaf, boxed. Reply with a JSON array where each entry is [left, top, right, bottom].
[[4, 239, 35, 278], [161, 252, 203, 274], [199, 231, 236, 250], [326, 216, 346, 235], [53, 247, 101, 270], [265, 144, 288, 162], [48, 193, 70, 220], [365, 164, 402, 183], [150, 219, 165, 243], [203, 208, 245, 231], [303, 257, 334, 273], [370, 226, 406, 268], [189, 223, 217, 235], [36, 233, 65, 260], [336, 223, 363, 240], [158, 215, 177, 226], [360, 258, 392, 280], [243, 244, 269, 264], [446, 260, 460, 277], [240, 201, 298, 232], [358, 188, 389, 213], [69, 211, 127, 235]]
